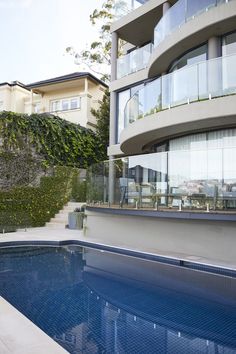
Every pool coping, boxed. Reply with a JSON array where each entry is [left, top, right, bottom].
[[0, 297, 68, 354], [1, 238, 236, 278]]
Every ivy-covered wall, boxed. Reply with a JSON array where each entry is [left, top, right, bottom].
[[0, 111, 105, 167], [0, 111, 102, 230]]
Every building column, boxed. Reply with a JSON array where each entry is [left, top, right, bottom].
[[84, 77, 88, 93], [109, 32, 119, 205], [30, 89, 33, 114], [110, 31, 118, 147], [163, 1, 171, 15], [111, 31, 118, 82], [208, 36, 221, 96], [208, 36, 221, 60]]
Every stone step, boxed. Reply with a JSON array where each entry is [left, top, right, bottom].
[[53, 213, 68, 219], [45, 222, 66, 228], [50, 218, 67, 224], [46, 202, 85, 227]]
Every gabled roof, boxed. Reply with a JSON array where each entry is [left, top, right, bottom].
[[26, 72, 108, 89], [0, 81, 29, 90]]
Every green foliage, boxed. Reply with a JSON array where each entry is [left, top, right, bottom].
[[0, 166, 76, 230], [91, 89, 110, 159], [71, 173, 87, 202], [0, 111, 104, 168], [65, 0, 125, 82]]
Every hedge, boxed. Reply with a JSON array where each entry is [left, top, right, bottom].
[[0, 166, 78, 231]]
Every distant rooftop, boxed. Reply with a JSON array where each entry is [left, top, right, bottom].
[[0, 72, 108, 91], [26, 72, 108, 89]]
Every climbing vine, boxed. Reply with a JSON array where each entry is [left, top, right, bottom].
[[0, 111, 104, 167]]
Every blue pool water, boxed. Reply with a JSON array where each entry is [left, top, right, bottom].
[[0, 245, 236, 353]]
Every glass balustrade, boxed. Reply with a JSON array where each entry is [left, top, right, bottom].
[[117, 43, 153, 79], [114, 0, 150, 20], [154, 0, 232, 48], [87, 146, 236, 211], [124, 53, 236, 125]]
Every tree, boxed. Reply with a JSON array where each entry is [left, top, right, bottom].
[[66, 0, 114, 83], [65, 0, 126, 83], [66, 0, 127, 156]]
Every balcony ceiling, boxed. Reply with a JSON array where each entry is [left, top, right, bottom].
[[112, 0, 177, 46]]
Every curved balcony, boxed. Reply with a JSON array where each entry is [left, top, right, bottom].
[[87, 147, 236, 213], [124, 53, 236, 127], [154, 0, 233, 49]]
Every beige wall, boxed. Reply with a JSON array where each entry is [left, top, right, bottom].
[[85, 209, 236, 265], [0, 85, 31, 113], [30, 78, 105, 129]]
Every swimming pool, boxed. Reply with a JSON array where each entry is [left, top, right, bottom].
[[0, 245, 236, 353]]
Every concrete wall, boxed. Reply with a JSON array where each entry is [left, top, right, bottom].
[[85, 209, 236, 264]]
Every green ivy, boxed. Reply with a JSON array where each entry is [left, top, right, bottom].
[[0, 111, 103, 231], [0, 111, 105, 168]]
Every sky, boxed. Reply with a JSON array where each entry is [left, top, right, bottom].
[[0, 0, 105, 84]]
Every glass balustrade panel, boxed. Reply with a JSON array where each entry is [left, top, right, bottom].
[[198, 61, 208, 100], [154, 0, 229, 48], [154, 0, 185, 47], [117, 56, 129, 79], [144, 79, 161, 116], [222, 55, 236, 95], [117, 43, 152, 78], [170, 64, 198, 107], [186, 0, 217, 20], [125, 87, 145, 125], [161, 74, 171, 110], [88, 147, 236, 210], [208, 57, 223, 98], [114, 0, 149, 20]]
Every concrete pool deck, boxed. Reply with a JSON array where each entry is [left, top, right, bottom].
[[0, 225, 236, 353]]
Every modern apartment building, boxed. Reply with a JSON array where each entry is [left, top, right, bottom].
[[0, 72, 107, 130], [86, 0, 236, 265]]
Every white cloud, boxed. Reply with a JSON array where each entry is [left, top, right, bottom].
[[0, 0, 32, 8]]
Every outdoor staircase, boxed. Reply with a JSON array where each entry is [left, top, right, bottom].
[[45, 202, 84, 229]]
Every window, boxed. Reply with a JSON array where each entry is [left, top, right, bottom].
[[62, 99, 69, 111], [51, 100, 60, 112], [169, 44, 207, 73], [50, 97, 81, 112], [70, 98, 80, 110], [34, 103, 40, 113], [222, 31, 236, 56]]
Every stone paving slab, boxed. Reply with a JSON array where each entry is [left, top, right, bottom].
[[0, 297, 68, 354]]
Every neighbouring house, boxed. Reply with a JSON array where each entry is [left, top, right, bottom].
[[85, 0, 236, 265], [0, 72, 107, 130]]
